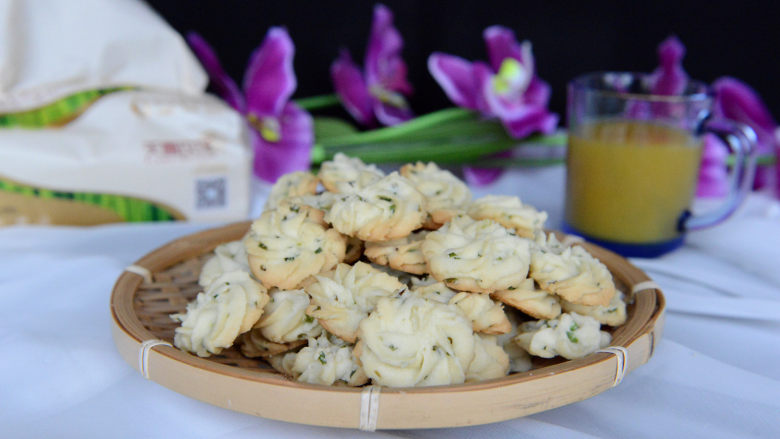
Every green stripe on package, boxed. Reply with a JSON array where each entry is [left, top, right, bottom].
[[0, 87, 131, 128], [0, 178, 182, 223]]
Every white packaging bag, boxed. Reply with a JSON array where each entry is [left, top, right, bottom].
[[0, 90, 251, 225], [0, 0, 253, 225]]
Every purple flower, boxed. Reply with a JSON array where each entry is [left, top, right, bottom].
[[187, 28, 313, 183], [695, 78, 778, 197], [650, 36, 688, 96], [626, 36, 689, 120], [712, 77, 778, 192], [331, 4, 413, 126], [696, 134, 730, 197], [187, 33, 246, 112], [428, 26, 558, 139], [645, 37, 778, 197], [428, 26, 557, 185], [643, 36, 724, 197]]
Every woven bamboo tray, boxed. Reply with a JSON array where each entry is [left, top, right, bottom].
[[110, 221, 665, 430]]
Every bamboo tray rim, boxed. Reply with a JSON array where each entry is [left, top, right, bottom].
[[110, 221, 665, 429]]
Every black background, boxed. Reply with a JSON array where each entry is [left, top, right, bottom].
[[148, 0, 780, 121]]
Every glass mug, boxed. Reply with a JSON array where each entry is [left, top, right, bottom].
[[564, 72, 756, 257]]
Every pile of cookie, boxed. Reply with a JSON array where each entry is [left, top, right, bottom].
[[171, 154, 628, 388]]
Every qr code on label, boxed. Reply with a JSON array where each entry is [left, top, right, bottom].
[[196, 177, 227, 209]]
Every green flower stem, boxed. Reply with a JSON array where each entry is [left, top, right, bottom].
[[469, 151, 778, 169], [313, 135, 516, 164], [322, 118, 505, 145], [469, 151, 777, 169], [317, 107, 476, 146], [319, 121, 566, 151], [468, 157, 566, 168], [726, 154, 777, 167], [311, 131, 567, 166], [294, 94, 342, 111], [311, 137, 776, 170], [525, 131, 568, 146]]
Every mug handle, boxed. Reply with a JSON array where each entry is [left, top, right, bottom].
[[682, 118, 757, 231]]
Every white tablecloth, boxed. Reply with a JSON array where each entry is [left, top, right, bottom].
[[2, 167, 779, 439]]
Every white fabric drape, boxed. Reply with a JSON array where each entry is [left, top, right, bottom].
[[2, 167, 779, 438]]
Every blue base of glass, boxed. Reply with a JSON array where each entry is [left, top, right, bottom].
[[561, 222, 684, 258]]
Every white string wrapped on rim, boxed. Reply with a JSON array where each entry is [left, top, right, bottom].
[[125, 264, 153, 283], [631, 280, 661, 294], [138, 339, 172, 379], [597, 346, 629, 387], [359, 385, 381, 431], [595, 281, 659, 387]]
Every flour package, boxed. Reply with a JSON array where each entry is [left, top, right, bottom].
[[0, 0, 252, 225]]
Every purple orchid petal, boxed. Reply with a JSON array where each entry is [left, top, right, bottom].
[[776, 129, 780, 197], [428, 53, 481, 110], [186, 32, 245, 112], [331, 49, 375, 126], [523, 77, 552, 108], [714, 78, 777, 137], [463, 150, 512, 186], [480, 40, 551, 123], [364, 4, 412, 94], [650, 36, 688, 96], [463, 166, 504, 186], [252, 102, 313, 182], [713, 77, 778, 189], [481, 73, 541, 122], [502, 107, 559, 139], [381, 56, 413, 95], [243, 27, 297, 117], [471, 61, 495, 114], [373, 97, 413, 126], [483, 26, 527, 71], [696, 134, 730, 197], [430, 27, 556, 141]]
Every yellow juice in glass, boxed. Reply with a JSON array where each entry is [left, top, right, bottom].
[[565, 120, 703, 243]]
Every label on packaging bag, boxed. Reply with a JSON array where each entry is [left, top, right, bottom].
[[0, 90, 252, 226]]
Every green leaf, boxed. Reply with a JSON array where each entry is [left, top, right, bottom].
[[309, 106, 568, 167], [294, 94, 342, 111], [313, 117, 358, 141]]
